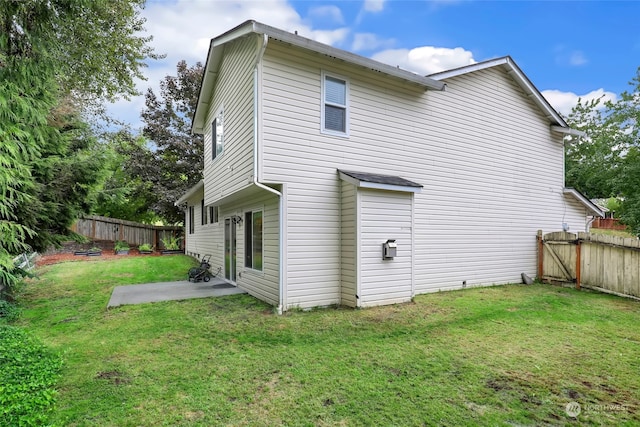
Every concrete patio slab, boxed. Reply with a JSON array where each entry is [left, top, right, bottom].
[[107, 278, 246, 308]]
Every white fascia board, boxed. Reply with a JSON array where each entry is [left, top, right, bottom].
[[251, 22, 445, 91], [430, 56, 567, 127], [563, 188, 605, 217], [175, 180, 204, 206], [338, 172, 422, 193], [551, 125, 587, 138]]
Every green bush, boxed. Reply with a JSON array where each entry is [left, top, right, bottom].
[[0, 326, 62, 426], [0, 300, 21, 323]]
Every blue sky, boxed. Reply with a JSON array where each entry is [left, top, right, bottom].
[[110, 0, 639, 130]]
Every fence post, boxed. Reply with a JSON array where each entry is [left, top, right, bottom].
[[537, 230, 543, 280], [575, 239, 582, 290]]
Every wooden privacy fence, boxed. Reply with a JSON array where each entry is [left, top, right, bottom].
[[71, 215, 182, 249], [537, 230, 640, 300]]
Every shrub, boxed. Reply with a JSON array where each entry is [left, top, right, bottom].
[[114, 240, 130, 252], [0, 300, 21, 323], [138, 243, 153, 252], [0, 325, 62, 426], [160, 235, 180, 250]]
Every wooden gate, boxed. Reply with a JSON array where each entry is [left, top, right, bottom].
[[537, 230, 640, 300], [537, 231, 578, 285]]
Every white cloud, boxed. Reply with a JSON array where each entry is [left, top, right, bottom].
[[569, 51, 587, 66], [371, 46, 476, 75], [351, 33, 395, 52], [363, 0, 385, 13], [541, 88, 617, 117], [307, 28, 350, 47], [308, 5, 344, 24], [554, 45, 588, 67]]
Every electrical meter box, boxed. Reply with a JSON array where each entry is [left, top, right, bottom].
[[382, 239, 397, 260]]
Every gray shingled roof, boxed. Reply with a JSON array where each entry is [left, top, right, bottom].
[[338, 170, 423, 188]]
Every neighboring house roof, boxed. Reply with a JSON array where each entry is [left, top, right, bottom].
[[428, 56, 586, 138], [175, 180, 204, 206], [338, 170, 423, 193], [564, 188, 605, 217], [590, 198, 610, 213], [192, 20, 446, 134]]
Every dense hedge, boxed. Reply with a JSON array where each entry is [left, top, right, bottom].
[[0, 325, 62, 426]]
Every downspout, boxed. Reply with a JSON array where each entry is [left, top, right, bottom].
[[253, 34, 285, 314]]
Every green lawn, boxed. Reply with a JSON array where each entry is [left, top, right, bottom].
[[14, 256, 640, 425]]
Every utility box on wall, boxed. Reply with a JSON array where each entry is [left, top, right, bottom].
[[382, 239, 397, 260]]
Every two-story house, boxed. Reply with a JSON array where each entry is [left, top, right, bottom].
[[176, 20, 602, 313]]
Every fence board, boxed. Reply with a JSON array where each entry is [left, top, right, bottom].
[[72, 215, 183, 249], [539, 230, 640, 301]]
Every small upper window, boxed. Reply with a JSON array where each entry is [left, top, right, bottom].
[[212, 109, 224, 160], [322, 73, 348, 135]]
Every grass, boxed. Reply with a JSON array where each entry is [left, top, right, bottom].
[[589, 228, 636, 238], [14, 255, 640, 426]]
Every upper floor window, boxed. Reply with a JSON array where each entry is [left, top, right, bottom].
[[322, 73, 349, 136], [212, 108, 224, 160]]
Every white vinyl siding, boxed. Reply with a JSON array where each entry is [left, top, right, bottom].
[[358, 189, 413, 307], [183, 187, 221, 263], [340, 181, 357, 307], [225, 190, 279, 305], [203, 35, 257, 206], [260, 39, 587, 308]]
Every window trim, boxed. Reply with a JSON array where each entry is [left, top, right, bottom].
[[209, 205, 219, 225], [211, 107, 224, 161], [321, 71, 349, 137], [188, 206, 195, 234], [244, 209, 263, 272]]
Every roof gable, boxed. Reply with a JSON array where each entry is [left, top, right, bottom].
[[192, 20, 445, 133], [428, 56, 584, 137]]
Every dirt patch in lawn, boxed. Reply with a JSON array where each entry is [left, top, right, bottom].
[[36, 250, 162, 267]]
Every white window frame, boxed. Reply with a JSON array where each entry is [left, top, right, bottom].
[[208, 205, 219, 225], [211, 107, 224, 161], [321, 71, 349, 137]]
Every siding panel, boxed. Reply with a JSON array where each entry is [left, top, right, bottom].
[[203, 35, 258, 205], [259, 39, 587, 308]]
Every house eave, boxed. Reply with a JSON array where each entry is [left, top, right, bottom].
[[175, 180, 204, 206], [338, 170, 423, 193], [551, 125, 587, 138], [563, 188, 605, 218], [192, 20, 446, 133]]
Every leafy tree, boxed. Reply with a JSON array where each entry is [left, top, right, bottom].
[[565, 66, 640, 233], [1, 0, 158, 290], [141, 60, 204, 224], [565, 97, 624, 198], [93, 131, 160, 224]]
